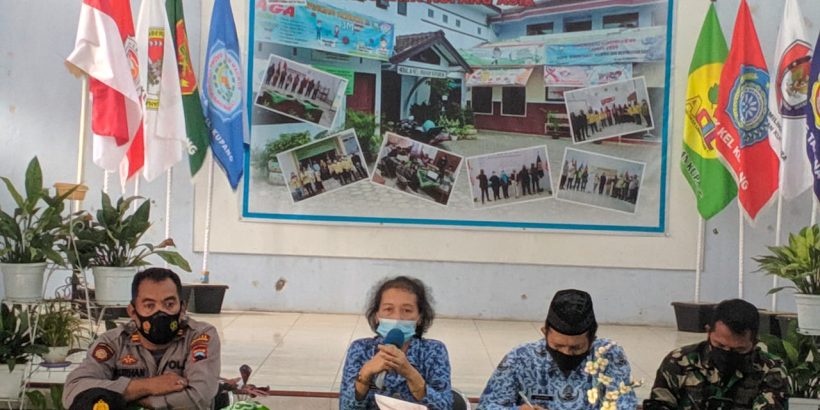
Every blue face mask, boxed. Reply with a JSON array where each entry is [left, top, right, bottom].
[[376, 318, 417, 341]]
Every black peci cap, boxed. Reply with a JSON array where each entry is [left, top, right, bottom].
[[546, 289, 597, 336]]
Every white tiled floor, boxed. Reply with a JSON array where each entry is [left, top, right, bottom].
[[31, 311, 705, 408]]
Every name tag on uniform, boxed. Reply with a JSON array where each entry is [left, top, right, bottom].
[[532, 394, 554, 401]]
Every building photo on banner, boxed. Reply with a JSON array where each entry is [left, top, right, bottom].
[[243, 0, 673, 232]]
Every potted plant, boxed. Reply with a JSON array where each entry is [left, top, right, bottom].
[[0, 303, 47, 399], [67, 193, 191, 306], [0, 157, 70, 303], [754, 225, 820, 333], [35, 300, 85, 365], [759, 321, 819, 409]]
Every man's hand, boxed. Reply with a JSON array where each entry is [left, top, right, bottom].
[[124, 373, 188, 401]]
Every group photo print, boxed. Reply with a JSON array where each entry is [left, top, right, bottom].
[[254, 54, 348, 129], [565, 77, 655, 144], [556, 148, 646, 214], [277, 129, 370, 203], [372, 132, 463, 206], [465, 146, 553, 209]]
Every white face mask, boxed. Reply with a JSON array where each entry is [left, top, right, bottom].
[[376, 317, 417, 341]]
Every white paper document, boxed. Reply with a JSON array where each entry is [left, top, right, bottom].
[[375, 394, 428, 410]]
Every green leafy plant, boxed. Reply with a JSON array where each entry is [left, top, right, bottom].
[[36, 300, 85, 347], [263, 131, 312, 165], [0, 157, 70, 265], [759, 321, 819, 398], [26, 385, 65, 410], [0, 304, 47, 371], [754, 225, 820, 295], [66, 193, 191, 271], [345, 110, 381, 163]]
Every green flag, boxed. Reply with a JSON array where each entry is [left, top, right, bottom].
[[680, 4, 737, 219], [167, 0, 209, 176]]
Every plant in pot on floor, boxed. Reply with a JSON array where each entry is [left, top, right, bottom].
[[0, 157, 72, 303], [35, 300, 86, 366], [0, 303, 47, 398], [754, 224, 820, 333], [759, 321, 819, 409], [67, 193, 191, 307]]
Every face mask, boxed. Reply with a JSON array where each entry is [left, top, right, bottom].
[[546, 344, 588, 373], [135, 310, 180, 345], [708, 346, 750, 377], [376, 318, 417, 342]]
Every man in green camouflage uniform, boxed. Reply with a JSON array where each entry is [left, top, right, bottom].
[[643, 299, 787, 410]]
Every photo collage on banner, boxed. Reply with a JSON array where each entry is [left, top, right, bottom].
[[244, 0, 672, 232]]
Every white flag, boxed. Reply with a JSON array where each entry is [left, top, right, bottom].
[[769, 0, 813, 199], [130, 0, 186, 182]]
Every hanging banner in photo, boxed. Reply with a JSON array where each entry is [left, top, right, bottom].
[[544, 64, 633, 87], [466, 68, 534, 87], [460, 44, 545, 67], [254, 0, 394, 61], [546, 27, 666, 66]]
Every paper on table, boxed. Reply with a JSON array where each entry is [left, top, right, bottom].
[[375, 394, 429, 410]]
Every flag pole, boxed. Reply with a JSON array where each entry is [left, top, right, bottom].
[[74, 75, 89, 213], [164, 168, 173, 268], [812, 197, 818, 226], [738, 203, 744, 298], [772, 161, 786, 310], [201, 153, 215, 284], [695, 216, 704, 303]]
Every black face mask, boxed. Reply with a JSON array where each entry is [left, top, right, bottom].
[[546, 344, 589, 373], [708, 346, 750, 377], [135, 310, 180, 345]]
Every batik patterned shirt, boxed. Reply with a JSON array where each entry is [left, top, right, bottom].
[[478, 338, 638, 410], [339, 336, 452, 410], [643, 341, 787, 410]]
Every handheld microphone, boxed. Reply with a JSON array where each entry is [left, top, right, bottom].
[[374, 328, 405, 389]]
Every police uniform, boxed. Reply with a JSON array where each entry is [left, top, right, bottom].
[[643, 341, 787, 410], [63, 317, 221, 410]]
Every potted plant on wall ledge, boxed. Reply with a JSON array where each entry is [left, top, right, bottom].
[[759, 321, 819, 409], [35, 300, 86, 366], [0, 303, 47, 399], [754, 224, 820, 334], [67, 193, 191, 306], [0, 157, 71, 303]]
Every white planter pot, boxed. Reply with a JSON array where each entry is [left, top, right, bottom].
[[0, 262, 46, 303], [42, 346, 70, 364], [0, 367, 25, 399], [788, 397, 820, 410], [91, 266, 137, 306], [794, 293, 820, 333]]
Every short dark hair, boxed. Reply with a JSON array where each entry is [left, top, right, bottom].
[[131, 268, 183, 305], [709, 299, 759, 340], [365, 276, 435, 338]]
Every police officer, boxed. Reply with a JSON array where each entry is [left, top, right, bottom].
[[63, 268, 221, 409], [643, 299, 787, 410]]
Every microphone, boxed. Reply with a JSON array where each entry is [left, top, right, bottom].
[[374, 328, 405, 390]]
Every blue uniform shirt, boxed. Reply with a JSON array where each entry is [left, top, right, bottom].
[[479, 338, 638, 410], [340, 336, 453, 410]]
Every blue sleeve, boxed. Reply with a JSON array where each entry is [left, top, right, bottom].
[[478, 351, 521, 410], [607, 344, 638, 410], [418, 341, 453, 410], [339, 339, 371, 410]]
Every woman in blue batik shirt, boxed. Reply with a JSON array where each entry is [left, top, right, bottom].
[[339, 276, 452, 410]]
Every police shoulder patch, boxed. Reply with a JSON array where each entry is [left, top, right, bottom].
[[191, 344, 208, 362], [92, 343, 115, 363]]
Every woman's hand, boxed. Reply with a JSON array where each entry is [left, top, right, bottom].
[[378, 344, 415, 378], [360, 350, 392, 380]]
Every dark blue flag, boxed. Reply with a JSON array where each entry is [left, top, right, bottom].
[[202, 0, 246, 190], [806, 30, 820, 200]]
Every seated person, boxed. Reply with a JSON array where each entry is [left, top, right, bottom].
[[479, 289, 637, 410], [63, 268, 221, 409], [339, 276, 452, 410], [643, 299, 787, 410]]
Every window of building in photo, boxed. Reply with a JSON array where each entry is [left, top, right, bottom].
[[502, 87, 526, 116], [456, 19, 461, 28], [652, 9, 668, 26], [545, 86, 574, 102], [375, 0, 388, 8], [428, 9, 434, 18], [564, 17, 592, 32], [526, 22, 554, 36], [472, 87, 493, 114], [397, 2, 407, 16], [443, 14, 448, 24], [477, 26, 482, 35], [603, 12, 639, 29]]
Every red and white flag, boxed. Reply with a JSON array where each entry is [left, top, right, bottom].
[[66, 0, 143, 173], [124, 0, 186, 182], [714, 0, 780, 221]]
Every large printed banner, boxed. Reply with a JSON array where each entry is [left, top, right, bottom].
[[460, 44, 544, 66], [466, 68, 535, 87], [254, 0, 395, 61], [544, 64, 633, 87], [546, 27, 666, 66]]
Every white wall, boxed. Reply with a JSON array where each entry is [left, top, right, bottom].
[[0, 0, 816, 325]]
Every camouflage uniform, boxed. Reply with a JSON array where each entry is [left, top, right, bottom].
[[643, 341, 787, 410]]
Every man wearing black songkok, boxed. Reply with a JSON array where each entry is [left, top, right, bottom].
[[479, 289, 638, 410]]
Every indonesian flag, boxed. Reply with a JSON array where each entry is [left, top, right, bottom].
[[714, 0, 780, 221], [66, 0, 143, 172], [769, 0, 813, 200], [124, 0, 186, 182]]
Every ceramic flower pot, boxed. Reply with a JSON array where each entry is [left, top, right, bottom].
[[0, 262, 46, 303]]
